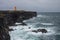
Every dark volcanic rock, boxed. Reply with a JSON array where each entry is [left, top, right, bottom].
[[32, 29, 47, 33], [37, 29, 47, 33], [0, 11, 37, 40], [0, 11, 37, 26], [32, 30, 38, 33], [9, 29, 14, 31], [0, 18, 10, 40], [17, 11, 37, 23], [0, 26, 10, 40]]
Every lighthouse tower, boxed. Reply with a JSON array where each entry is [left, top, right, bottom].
[[14, 6, 16, 11]]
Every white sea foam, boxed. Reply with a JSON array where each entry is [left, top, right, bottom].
[[37, 15, 49, 18], [9, 23, 57, 40], [15, 23, 22, 25], [9, 13, 60, 40], [41, 23, 54, 25]]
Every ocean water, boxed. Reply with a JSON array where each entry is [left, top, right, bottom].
[[9, 12, 60, 40]]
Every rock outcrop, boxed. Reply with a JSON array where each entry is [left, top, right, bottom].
[[0, 11, 37, 26], [0, 10, 37, 40], [0, 18, 10, 40], [16, 11, 37, 23], [32, 29, 47, 33]]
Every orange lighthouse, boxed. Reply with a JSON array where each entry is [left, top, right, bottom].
[[14, 6, 16, 11]]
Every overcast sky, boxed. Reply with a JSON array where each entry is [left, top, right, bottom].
[[0, 0, 60, 12]]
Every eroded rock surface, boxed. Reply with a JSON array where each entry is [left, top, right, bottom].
[[0, 18, 10, 40], [32, 29, 47, 33]]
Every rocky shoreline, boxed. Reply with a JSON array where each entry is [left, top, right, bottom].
[[0, 11, 37, 40]]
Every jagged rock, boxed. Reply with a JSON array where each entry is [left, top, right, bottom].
[[0, 11, 37, 26], [32, 29, 47, 33], [0, 11, 37, 40], [32, 30, 38, 33], [0, 18, 10, 40], [9, 29, 14, 31], [37, 29, 47, 33], [0, 26, 10, 40]]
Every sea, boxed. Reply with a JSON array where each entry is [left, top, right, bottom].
[[9, 12, 60, 40]]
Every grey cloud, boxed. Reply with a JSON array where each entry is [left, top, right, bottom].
[[0, 0, 60, 12]]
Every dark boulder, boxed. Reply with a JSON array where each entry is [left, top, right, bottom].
[[37, 29, 47, 33], [28, 27, 31, 29], [9, 29, 14, 31], [32, 29, 47, 33], [32, 30, 38, 33]]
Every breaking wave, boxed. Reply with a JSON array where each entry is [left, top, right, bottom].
[[9, 13, 60, 40]]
